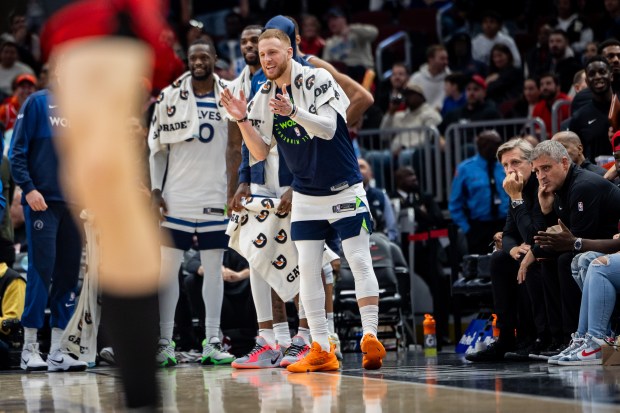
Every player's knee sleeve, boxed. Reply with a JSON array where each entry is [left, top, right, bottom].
[[342, 233, 379, 300]]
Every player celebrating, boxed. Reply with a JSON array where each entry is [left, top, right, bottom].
[[222, 29, 385, 372]]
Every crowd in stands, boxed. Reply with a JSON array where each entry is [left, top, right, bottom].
[[4, 0, 620, 370]]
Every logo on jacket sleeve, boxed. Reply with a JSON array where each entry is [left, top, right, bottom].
[[167, 105, 176, 117], [252, 233, 267, 248], [305, 75, 315, 90], [240, 214, 249, 226], [275, 229, 288, 244], [180, 89, 189, 100], [272, 254, 287, 269], [255, 210, 270, 222]]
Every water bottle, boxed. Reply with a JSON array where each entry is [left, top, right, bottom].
[[423, 314, 437, 357], [492, 314, 499, 339]]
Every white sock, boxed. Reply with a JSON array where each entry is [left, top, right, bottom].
[[297, 327, 311, 345], [50, 328, 63, 353], [205, 319, 220, 343], [24, 328, 37, 347], [360, 305, 379, 336], [327, 312, 335, 335], [200, 249, 224, 341], [158, 246, 184, 341], [259, 328, 277, 349], [273, 322, 291, 347]]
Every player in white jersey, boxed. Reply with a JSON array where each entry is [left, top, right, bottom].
[[149, 39, 234, 367]]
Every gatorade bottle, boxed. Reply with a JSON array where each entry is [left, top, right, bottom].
[[423, 314, 437, 357], [492, 314, 499, 338]]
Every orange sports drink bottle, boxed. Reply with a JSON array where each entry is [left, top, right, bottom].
[[423, 314, 437, 357], [492, 314, 500, 338]]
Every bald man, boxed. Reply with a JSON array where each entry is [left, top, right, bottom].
[[552, 131, 606, 176]]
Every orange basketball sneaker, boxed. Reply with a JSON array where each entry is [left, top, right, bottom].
[[286, 342, 340, 373], [360, 333, 386, 370]]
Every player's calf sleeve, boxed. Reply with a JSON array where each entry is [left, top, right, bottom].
[[200, 249, 224, 340], [296, 240, 330, 351], [322, 262, 334, 285], [102, 291, 159, 409], [250, 269, 273, 323], [158, 247, 184, 340]]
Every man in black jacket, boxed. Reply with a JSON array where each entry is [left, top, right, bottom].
[[466, 138, 548, 362], [519, 140, 620, 353], [568, 56, 613, 162]]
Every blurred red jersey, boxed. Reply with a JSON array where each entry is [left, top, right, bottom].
[[40, 0, 184, 93]]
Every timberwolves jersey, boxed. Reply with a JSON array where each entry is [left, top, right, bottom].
[[163, 91, 228, 219]]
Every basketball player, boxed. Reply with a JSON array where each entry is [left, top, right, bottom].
[[221, 29, 386, 372], [149, 39, 235, 367]]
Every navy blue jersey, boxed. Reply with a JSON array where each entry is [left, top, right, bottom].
[[273, 86, 361, 196]]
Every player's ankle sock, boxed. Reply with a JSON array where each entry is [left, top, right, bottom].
[[273, 322, 291, 347]]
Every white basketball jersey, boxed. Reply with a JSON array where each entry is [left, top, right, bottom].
[[163, 91, 228, 219]]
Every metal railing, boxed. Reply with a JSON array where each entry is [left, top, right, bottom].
[[443, 117, 547, 195], [375, 31, 412, 82], [356, 126, 444, 201], [551, 99, 572, 135]]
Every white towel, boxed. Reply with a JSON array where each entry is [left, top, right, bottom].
[[226, 196, 338, 301], [149, 71, 228, 145], [246, 60, 350, 165], [60, 210, 101, 365], [224, 65, 253, 122]]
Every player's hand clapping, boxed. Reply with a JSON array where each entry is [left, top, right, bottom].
[[220, 88, 248, 121]]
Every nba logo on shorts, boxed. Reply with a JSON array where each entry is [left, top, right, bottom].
[[578, 201, 583, 211]]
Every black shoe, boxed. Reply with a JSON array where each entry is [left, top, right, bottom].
[[528, 338, 550, 360], [504, 340, 535, 361], [465, 340, 512, 362], [540, 340, 565, 357]]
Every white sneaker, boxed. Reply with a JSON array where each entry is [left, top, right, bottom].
[[99, 347, 115, 365], [20, 343, 47, 371], [156, 339, 177, 367], [47, 349, 88, 372], [548, 333, 584, 365], [201, 337, 235, 365], [329, 333, 343, 360]]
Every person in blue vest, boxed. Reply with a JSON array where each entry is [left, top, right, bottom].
[[449, 130, 509, 255]]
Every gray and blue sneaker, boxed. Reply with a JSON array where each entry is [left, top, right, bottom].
[[558, 334, 605, 366], [156, 338, 178, 367], [231, 336, 282, 369], [201, 337, 235, 365], [548, 333, 584, 365], [280, 335, 311, 367]]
